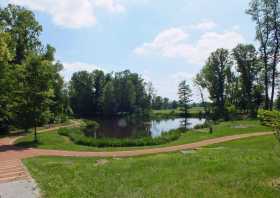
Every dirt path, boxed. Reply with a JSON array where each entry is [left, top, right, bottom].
[[0, 129, 274, 184]]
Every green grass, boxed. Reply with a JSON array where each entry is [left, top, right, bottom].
[[152, 107, 205, 118], [24, 135, 280, 198], [57, 128, 181, 147], [15, 119, 272, 151]]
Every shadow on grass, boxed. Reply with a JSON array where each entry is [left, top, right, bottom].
[[15, 140, 41, 149]]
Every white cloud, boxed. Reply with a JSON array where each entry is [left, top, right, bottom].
[[7, 0, 125, 28], [134, 27, 245, 65], [62, 62, 103, 81], [134, 28, 189, 58], [190, 20, 217, 30], [94, 0, 125, 13]]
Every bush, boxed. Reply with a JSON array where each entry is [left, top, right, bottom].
[[194, 122, 210, 129], [258, 110, 280, 143], [82, 120, 100, 135], [58, 127, 181, 147], [258, 109, 280, 128], [57, 128, 72, 136]]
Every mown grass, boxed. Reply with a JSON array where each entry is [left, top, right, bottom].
[[24, 135, 280, 198], [15, 119, 272, 151], [152, 107, 205, 118]]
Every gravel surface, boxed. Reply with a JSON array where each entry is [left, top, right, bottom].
[[0, 179, 40, 198]]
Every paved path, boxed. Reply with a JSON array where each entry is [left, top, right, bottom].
[[0, 179, 40, 198], [0, 121, 80, 185], [0, 130, 274, 184]]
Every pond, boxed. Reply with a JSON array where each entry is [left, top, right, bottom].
[[90, 117, 205, 139]]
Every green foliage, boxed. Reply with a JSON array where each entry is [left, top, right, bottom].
[[247, 0, 280, 110], [14, 54, 55, 140], [0, 29, 13, 132], [69, 70, 152, 117], [151, 96, 177, 110], [258, 109, 280, 143], [232, 44, 262, 116], [275, 91, 280, 110], [258, 109, 280, 128], [193, 122, 210, 130], [103, 81, 117, 115], [152, 107, 205, 119], [0, 4, 70, 136], [82, 120, 100, 135], [178, 80, 192, 117], [0, 4, 43, 64], [199, 48, 231, 120], [58, 127, 181, 147], [196, 43, 266, 120]]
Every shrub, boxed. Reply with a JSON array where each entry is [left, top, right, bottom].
[[58, 127, 181, 148], [194, 122, 209, 129], [82, 120, 100, 134], [258, 110, 280, 143], [258, 109, 280, 128]]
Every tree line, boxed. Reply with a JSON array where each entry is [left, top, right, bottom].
[[190, 0, 280, 120], [0, 4, 70, 138], [0, 4, 156, 138], [2, 0, 280, 138], [69, 70, 153, 117]]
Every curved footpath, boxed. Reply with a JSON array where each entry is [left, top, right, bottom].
[[0, 128, 274, 184]]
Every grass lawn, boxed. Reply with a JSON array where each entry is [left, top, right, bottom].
[[24, 135, 280, 198], [152, 107, 205, 117], [15, 120, 272, 151]]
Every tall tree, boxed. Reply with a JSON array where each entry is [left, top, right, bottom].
[[153, 96, 164, 110], [232, 44, 260, 115], [200, 48, 232, 119], [194, 73, 208, 115], [15, 55, 54, 141], [69, 71, 94, 117], [247, 0, 280, 110], [43, 46, 70, 122], [69, 69, 151, 117], [0, 28, 13, 132], [103, 81, 117, 116], [0, 4, 43, 64], [0, 4, 70, 136], [268, 0, 280, 109], [91, 70, 106, 115], [178, 80, 192, 117]]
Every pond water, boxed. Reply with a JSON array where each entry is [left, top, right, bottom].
[[90, 117, 205, 139]]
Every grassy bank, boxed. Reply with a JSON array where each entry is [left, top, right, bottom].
[[57, 127, 181, 147], [152, 107, 205, 118], [15, 119, 272, 151], [24, 135, 280, 198]]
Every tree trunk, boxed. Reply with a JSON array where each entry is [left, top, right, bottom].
[[270, 66, 277, 110], [184, 104, 188, 118], [270, 0, 280, 111], [199, 87, 208, 118], [34, 121, 38, 143], [270, 18, 280, 110], [264, 58, 270, 110]]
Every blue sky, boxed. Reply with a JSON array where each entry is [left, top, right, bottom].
[[2, 0, 255, 100]]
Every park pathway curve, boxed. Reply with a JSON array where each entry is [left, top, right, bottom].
[[0, 130, 274, 183]]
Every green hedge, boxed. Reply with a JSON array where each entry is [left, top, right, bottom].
[[258, 109, 280, 128], [57, 128, 181, 147], [258, 110, 280, 142], [82, 120, 100, 135]]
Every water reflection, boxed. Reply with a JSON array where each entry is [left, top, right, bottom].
[[92, 117, 205, 139]]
